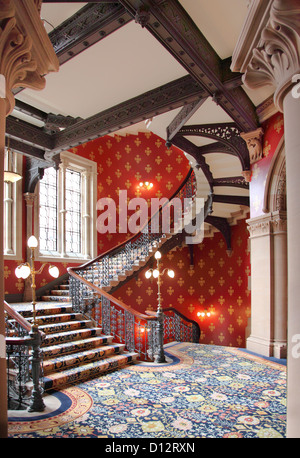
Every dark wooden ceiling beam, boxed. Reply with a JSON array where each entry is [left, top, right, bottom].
[[48, 2, 132, 66], [6, 116, 53, 152], [49, 75, 207, 156], [120, 0, 258, 132], [166, 96, 208, 142]]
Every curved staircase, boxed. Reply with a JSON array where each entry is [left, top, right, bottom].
[[6, 167, 210, 406]]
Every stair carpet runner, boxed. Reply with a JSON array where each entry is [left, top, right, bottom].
[[20, 281, 138, 391]]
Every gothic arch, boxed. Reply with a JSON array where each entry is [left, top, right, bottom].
[[263, 137, 286, 214]]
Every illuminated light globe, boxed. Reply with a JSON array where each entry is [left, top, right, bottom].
[[153, 269, 159, 278], [28, 235, 38, 248], [154, 251, 161, 260], [145, 270, 152, 279], [168, 269, 175, 278], [49, 265, 59, 278]]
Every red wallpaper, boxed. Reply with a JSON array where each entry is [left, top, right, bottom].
[[250, 112, 284, 217], [114, 216, 251, 348]]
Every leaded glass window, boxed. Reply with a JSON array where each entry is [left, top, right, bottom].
[[39, 167, 58, 252], [65, 168, 81, 255], [35, 151, 97, 261]]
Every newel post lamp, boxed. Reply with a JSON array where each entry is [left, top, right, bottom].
[[14, 236, 59, 412], [145, 250, 175, 363], [15, 236, 59, 328]]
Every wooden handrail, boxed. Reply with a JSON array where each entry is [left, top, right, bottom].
[[4, 300, 32, 333]]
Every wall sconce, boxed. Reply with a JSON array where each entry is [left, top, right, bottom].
[[15, 236, 59, 328], [145, 250, 175, 363], [138, 181, 153, 190], [197, 310, 211, 318]]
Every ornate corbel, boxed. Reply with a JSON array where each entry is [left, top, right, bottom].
[[242, 0, 300, 111], [0, 0, 59, 116], [241, 127, 264, 165]]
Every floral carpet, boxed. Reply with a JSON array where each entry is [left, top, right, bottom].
[[8, 342, 286, 439]]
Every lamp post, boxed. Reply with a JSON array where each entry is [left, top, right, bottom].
[[145, 250, 175, 363], [15, 236, 59, 412], [15, 235, 59, 328]]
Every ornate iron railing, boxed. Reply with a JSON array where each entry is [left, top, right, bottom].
[[5, 301, 45, 411], [69, 169, 202, 361]]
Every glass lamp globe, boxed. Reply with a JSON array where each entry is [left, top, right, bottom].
[[28, 235, 38, 248], [145, 270, 152, 279], [49, 265, 59, 278]]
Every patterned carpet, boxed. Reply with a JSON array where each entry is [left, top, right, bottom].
[[8, 342, 286, 439]]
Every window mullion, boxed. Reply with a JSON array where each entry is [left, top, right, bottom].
[[59, 162, 67, 258]]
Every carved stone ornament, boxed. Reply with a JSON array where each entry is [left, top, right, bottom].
[[0, 0, 59, 115], [241, 127, 264, 164], [243, 0, 300, 111]]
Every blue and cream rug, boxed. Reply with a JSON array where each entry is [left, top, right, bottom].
[[8, 343, 286, 438]]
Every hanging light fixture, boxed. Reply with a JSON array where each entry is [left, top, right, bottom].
[[4, 146, 22, 183]]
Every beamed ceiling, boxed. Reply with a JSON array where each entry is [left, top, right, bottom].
[[7, 0, 274, 242]]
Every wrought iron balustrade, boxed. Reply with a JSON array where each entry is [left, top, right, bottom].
[[68, 169, 201, 361], [5, 301, 45, 411]]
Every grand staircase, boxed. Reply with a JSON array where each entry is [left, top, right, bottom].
[[10, 283, 138, 392], [6, 167, 207, 406]]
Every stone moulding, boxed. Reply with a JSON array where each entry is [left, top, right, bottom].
[[0, 0, 59, 115], [232, 0, 300, 112]]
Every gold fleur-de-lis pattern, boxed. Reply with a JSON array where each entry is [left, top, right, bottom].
[[115, 217, 251, 348]]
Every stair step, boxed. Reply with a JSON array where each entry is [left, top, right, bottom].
[[16, 303, 73, 318], [42, 295, 70, 302], [30, 312, 83, 326], [42, 335, 114, 359], [42, 327, 102, 347], [38, 319, 93, 335], [43, 352, 138, 390], [43, 344, 126, 374], [49, 290, 69, 296]]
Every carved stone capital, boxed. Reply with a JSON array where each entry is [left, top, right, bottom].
[[247, 211, 287, 238], [23, 192, 36, 207], [0, 0, 59, 115], [242, 0, 300, 111], [241, 127, 264, 164]]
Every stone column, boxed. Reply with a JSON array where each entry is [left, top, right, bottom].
[[247, 211, 287, 359], [0, 0, 59, 438], [241, 0, 300, 438]]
